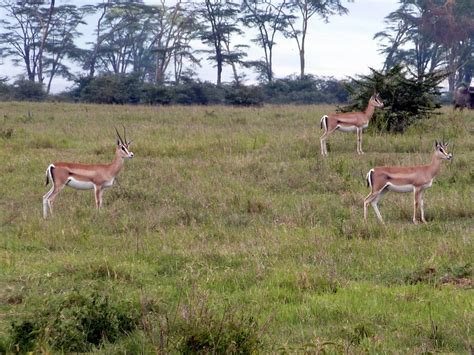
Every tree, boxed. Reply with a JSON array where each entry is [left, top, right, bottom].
[[374, 1, 445, 78], [343, 65, 447, 132], [43, 5, 85, 93], [375, 0, 474, 91], [150, 0, 199, 84], [80, 0, 138, 78], [242, 0, 291, 82], [285, 0, 351, 79], [0, 0, 56, 85], [197, 0, 245, 85], [419, 0, 474, 90]]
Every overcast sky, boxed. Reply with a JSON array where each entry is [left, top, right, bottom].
[[0, 0, 401, 92]]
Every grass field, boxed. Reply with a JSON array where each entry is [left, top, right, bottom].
[[0, 102, 472, 353]]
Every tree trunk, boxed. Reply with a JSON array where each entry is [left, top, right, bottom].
[[37, 0, 56, 85], [299, 49, 305, 79]]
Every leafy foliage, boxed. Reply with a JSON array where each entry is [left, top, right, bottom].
[[375, 0, 474, 90], [63, 74, 347, 105], [12, 78, 46, 101], [174, 298, 265, 354], [265, 74, 349, 104], [9, 291, 139, 352], [342, 65, 447, 132]]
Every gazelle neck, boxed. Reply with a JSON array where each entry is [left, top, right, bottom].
[[110, 148, 125, 176], [428, 152, 443, 178], [364, 102, 376, 120]]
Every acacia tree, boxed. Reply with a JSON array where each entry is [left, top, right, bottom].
[[96, 1, 148, 75], [374, 1, 446, 78], [81, 0, 138, 78], [419, 0, 474, 90], [197, 0, 245, 85], [241, 0, 291, 82], [285, 0, 350, 79], [151, 0, 199, 83], [43, 5, 85, 93], [0, 0, 56, 84], [375, 0, 474, 91]]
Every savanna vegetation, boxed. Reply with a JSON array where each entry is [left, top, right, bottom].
[[0, 102, 472, 352]]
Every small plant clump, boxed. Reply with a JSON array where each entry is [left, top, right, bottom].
[[175, 301, 265, 354], [9, 290, 139, 352], [404, 263, 472, 287]]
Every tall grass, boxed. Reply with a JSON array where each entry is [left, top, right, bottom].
[[0, 102, 472, 352]]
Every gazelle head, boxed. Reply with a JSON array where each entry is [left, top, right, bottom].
[[369, 93, 384, 108], [115, 127, 134, 159], [434, 140, 452, 160]]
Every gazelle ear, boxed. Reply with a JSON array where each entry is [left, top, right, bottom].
[[127, 140, 132, 146], [117, 139, 121, 146], [434, 140, 439, 148]]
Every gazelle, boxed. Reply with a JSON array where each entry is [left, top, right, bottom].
[[320, 93, 384, 156], [364, 141, 452, 224], [42, 128, 134, 219]]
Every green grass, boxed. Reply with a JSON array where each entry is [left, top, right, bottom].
[[0, 102, 472, 352]]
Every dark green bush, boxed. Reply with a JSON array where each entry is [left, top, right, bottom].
[[9, 290, 139, 352], [342, 65, 447, 132], [225, 84, 264, 106], [12, 78, 46, 101], [176, 307, 263, 354], [264, 75, 349, 104], [79, 74, 141, 104]]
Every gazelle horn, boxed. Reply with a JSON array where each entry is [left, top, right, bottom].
[[115, 127, 124, 145]]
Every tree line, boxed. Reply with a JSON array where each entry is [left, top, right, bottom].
[[0, 0, 472, 103], [0, 0, 350, 92]]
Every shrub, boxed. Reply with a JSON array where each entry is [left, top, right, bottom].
[[225, 85, 264, 106], [12, 78, 46, 101], [143, 295, 267, 353], [9, 290, 139, 352], [342, 65, 447, 132], [176, 305, 264, 354], [141, 83, 173, 105], [264, 74, 349, 104], [79, 74, 141, 104]]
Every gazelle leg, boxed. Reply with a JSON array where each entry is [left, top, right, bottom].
[[43, 184, 55, 219], [413, 188, 422, 224], [357, 128, 364, 154], [364, 192, 376, 223], [320, 127, 337, 156], [413, 188, 424, 224], [420, 191, 427, 223], [364, 189, 386, 224], [45, 183, 66, 218], [371, 189, 386, 224], [320, 134, 327, 156], [372, 200, 384, 224], [94, 185, 104, 209]]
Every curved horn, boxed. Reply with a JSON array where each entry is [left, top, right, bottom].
[[115, 127, 124, 145], [122, 124, 127, 144]]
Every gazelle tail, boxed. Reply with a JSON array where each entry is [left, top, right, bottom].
[[366, 169, 374, 188], [320, 115, 328, 131], [45, 164, 55, 186]]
